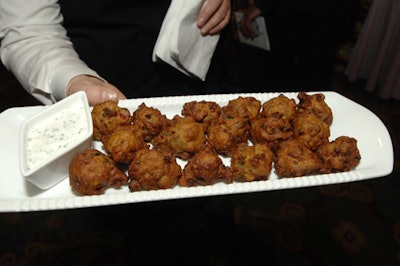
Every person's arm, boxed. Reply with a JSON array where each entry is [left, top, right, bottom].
[[0, 0, 125, 105]]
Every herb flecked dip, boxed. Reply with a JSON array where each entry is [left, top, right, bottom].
[[25, 105, 88, 171]]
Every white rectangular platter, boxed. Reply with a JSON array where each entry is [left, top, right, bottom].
[[0, 91, 394, 212]]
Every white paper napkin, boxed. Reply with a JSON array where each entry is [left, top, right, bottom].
[[152, 0, 220, 81]]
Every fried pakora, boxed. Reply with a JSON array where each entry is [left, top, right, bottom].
[[128, 148, 181, 191], [102, 124, 148, 164], [260, 94, 297, 121], [249, 115, 293, 149], [69, 149, 128, 195], [317, 136, 361, 174], [222, 96, 261, 120], [181, 100, 222, 125], [297, 91, 333, 126], [207, 116, 250, 156], [275, 139, 322, 177], [231, 143, 274, 182], [179, 148, 232, 187], [151, 115, 207, 160], [132, 103, 170, 142], [91, 100, 133, 141], [70, 92, 362, 195], [293, 111, 330, 151]]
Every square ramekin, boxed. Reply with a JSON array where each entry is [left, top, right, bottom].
[[19, 91, 93, 189]]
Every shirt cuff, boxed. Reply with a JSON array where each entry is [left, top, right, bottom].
[[50, 62, 102, 101]]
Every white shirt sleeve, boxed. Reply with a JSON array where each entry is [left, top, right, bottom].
[[0, 0, 101, 104]]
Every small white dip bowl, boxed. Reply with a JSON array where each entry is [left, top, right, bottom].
[[19, 91, 93, 189]]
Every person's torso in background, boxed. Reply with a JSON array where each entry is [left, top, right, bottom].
[[59, 0, 222, 98]]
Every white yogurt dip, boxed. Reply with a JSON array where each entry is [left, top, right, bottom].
[[25, 105, 89, 171]]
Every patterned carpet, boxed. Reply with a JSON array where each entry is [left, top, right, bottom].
[[0, 63, 399, 265]]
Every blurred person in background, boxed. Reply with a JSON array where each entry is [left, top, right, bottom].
[[231, 0, 360, 92]]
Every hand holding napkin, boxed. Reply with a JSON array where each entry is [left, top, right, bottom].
[[152, 0, 220, 81]]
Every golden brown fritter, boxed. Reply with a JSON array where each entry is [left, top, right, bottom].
[[132, 103, 170, 142], [102, 124, 148, 164], [128, 148, 181, 191], [222, 96, 261, 120], [151, 115, 207, 160], [249, 116, 293, 149], [69, 149, 128, 195], [293, 112, 330, 151], [275, 139, 322, 177], [297, 91, 333, 126], [317, 136, 361, 174], [207, 116, 250, 156], [91, 100, 133, 141], [179, 148, 232, 187], [231, 143, 274, 182], [260, 94, 297, 121], [181, 100, 222, 125]]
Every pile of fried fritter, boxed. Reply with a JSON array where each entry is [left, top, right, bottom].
[[69, 92, 361, 196]]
